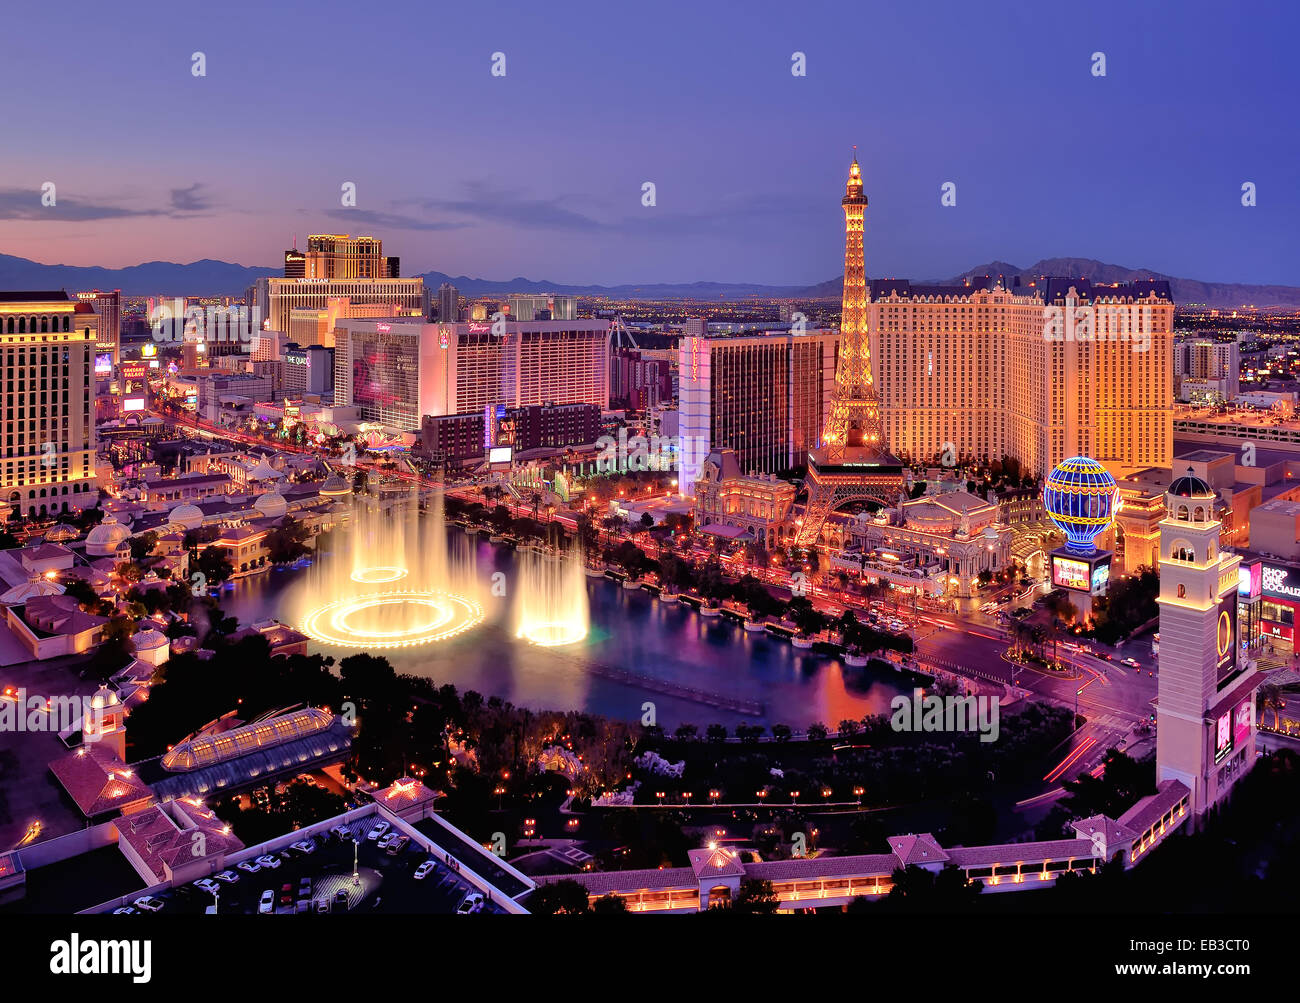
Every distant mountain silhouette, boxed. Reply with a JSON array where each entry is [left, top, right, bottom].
[[0, 251, 1295, 307], [0, 253, 277, 297], [411, 270, 808, 299], [804, 257, 1300, 308]]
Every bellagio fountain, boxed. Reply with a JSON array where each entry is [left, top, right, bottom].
[[295, 487, 486, 649]]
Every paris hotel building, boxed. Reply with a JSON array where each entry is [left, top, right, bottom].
[[0, 292, 99, 518], [869, 275, 1174, 478]]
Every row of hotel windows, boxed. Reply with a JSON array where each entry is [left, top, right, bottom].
[[1, 315, 80, 334]]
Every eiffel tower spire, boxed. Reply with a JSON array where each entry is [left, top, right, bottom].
[[822, 152, 884, 461], [792, 152, 904, 549]]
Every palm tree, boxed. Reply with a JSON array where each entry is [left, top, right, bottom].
[[1258, 684, 1285, 730]]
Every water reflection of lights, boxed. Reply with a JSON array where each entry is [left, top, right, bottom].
[[302, 591, 484, 649], [350, 566, 408, 584], [517, 620, 587, 647]]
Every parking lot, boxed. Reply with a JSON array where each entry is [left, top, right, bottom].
[[107, 817, 510, 916]]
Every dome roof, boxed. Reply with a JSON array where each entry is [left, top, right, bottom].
[[168, 502, 205, 530], [254, 490, 288, 519], [319, 473, 351, 497], [85, 513, 132, 554], [0, 576, 65, 604], [45, 523, 80, 542], [131, 629, 168, 650], [1169, 467, 1214, 499]]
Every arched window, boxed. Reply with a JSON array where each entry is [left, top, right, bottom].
[[62, 316, 70, 331], [1177, 583, 1186, 598], [17, 318, 25, 333], [40, 317, 48, 333]]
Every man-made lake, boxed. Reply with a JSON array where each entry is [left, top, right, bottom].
[[220, 535, 910, 731]]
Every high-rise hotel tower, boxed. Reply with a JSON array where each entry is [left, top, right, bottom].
[[869, 275, 1174, 479], [0, 293, 98, 518]]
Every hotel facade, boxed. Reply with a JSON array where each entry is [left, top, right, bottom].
[[870, 276, 1174, 479], [677, 330, 838, 497], [333, 318, 611, 430], [0, 293, 99, 518]]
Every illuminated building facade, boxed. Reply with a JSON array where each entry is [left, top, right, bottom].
[[871, 276, 1174, 478], [293, 234, 397, 279], [75, 289, 120, 369], [1156, 469, 1258, 814], [508, 294, 577, 321], [248, 275, 427, 337], [693, 449, 796, 549], [677, 329, 838, 497], [334, 318, 610, 431], [0, 292, 98, 518]]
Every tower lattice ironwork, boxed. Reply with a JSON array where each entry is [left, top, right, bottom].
[[792, 152, 905, 549]]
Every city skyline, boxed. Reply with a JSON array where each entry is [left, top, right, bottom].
[[2, 0, 1297, 287]]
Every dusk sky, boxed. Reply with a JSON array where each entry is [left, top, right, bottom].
[[2, 0, 1297, 286]]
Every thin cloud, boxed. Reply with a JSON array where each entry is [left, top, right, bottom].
[[169, 182, 213, 213], [0, 187, 166, 222], [323, 207, 470, 232]]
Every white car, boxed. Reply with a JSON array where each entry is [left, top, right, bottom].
[[236, 860, 262, 874], [377, 832, 399, 850], [456, 891, 485, 914], [367, 821, 390, 842], [113, 906, 138, 915], [414, 860, 436, 880], [291, 839, 316, 855], [1123, 657, 1141, 668], [258, 889, 275, 914], [255, 854, 281, 869], [134, 895, 165, 912], [194, 879, 221, 895], [214, 870, 239, 884]]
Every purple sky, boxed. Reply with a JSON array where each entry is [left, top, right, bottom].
[[2, 0, 1297, 286]]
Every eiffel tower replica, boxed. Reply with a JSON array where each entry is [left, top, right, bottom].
[[792, 153, 906, 548]]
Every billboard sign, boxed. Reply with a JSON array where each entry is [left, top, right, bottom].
[[1239, 560, 1262, 599], [1215, 590, 1238, 686], [1233, 698, 1252, 749], [1052, 555, 1090, 592], [1214, 710, 1232, 764]]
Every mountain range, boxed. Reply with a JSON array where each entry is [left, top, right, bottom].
[[1, 251, 1296, 308]]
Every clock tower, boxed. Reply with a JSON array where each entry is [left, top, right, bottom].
[[1156, 469, 1260, 814]]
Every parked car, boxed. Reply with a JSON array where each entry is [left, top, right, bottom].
[[291, 838, 316, 855], [315, 898, 330, 913], [367, 821, 390, 841], [236, 859, 263, 874], [258, 889, 275, 914], [279, 883, 293, 906], [414, 860, 436, 880], [193, 879, 220, 895], [134, 895, 166, 912], [377, 832, 399, 850], [456, 891, 485, 914], [334, 888, 350, 911], [112, 906, 138, 915], [299, 877, 312, 897], [214, 870, 239, 884], [386, 835, 410, 856], [255, 854, 281, 870]]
